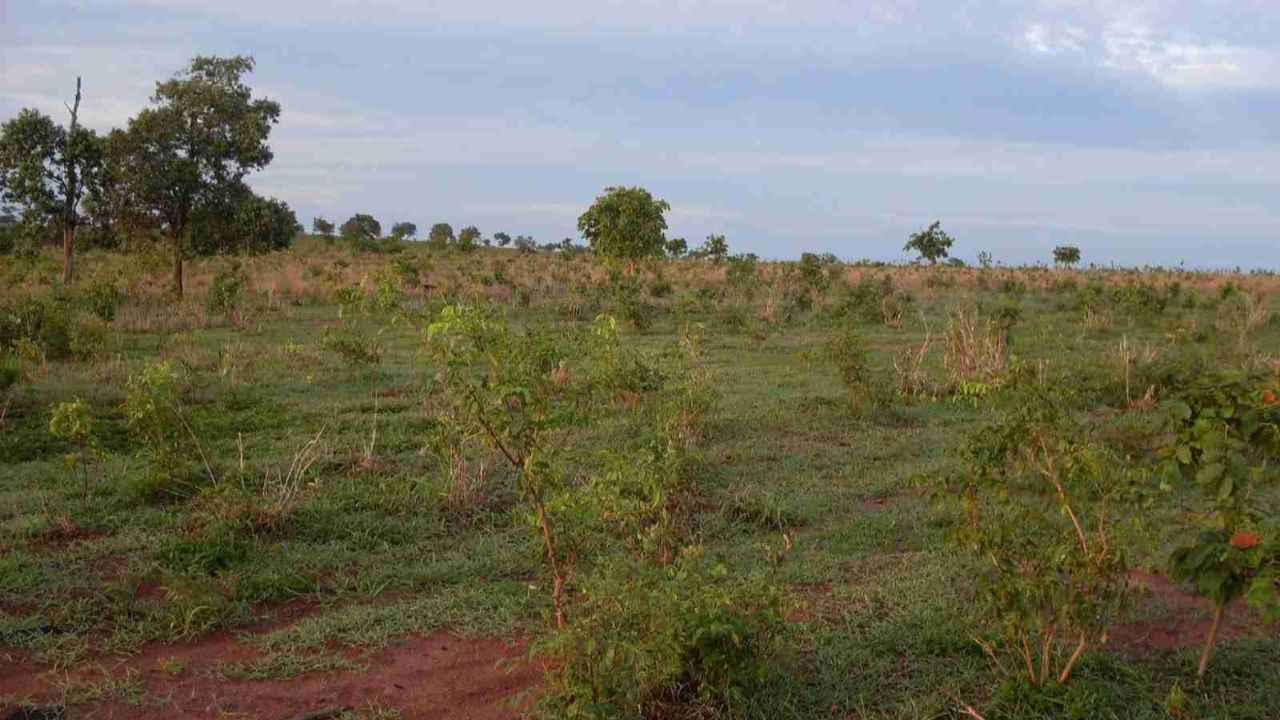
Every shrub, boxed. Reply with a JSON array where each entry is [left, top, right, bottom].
[[82, 280, 123, 322], [827, 323, 872, 412], [49, 397, 98, 501], [123, 361, 213, 494], [1157, 372, 1280, 676], [942, 394, 1133, 687], [207, 261, 249, 322], [533, 550, 784, 720]]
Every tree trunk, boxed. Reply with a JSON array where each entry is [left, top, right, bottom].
[[1197, 603, 1224, 678], [172, 233, 184, 298], [62, 225, 75, 284]]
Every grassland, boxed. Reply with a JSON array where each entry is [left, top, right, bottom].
[[1, 240, 1278, 719]]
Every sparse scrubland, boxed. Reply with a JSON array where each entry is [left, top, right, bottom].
[[2, 237, 1279, 719]]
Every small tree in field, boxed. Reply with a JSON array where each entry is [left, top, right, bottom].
[[340, 213, 381, 244], [457, 225, 481, 251], [665, 237, 688, 258], [700, 233, 729, 263], [577, 186, 669, 261], [428, 222, 454, 249], [390, 221, 417, 240], [494, 231, 512, 248], [1053, 245, 1081, 268], [0, 78, 103, 283], [312, 216, 334, 238], [904, 221, 954, 265]]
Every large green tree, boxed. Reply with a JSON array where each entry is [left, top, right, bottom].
[[577, 186, 670, 261], [0, 78, 103, 282], [116, 56, 280, 296]]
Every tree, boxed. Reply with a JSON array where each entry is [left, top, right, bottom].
[[576, 186, 669, 260], [312, 216, 335, 238], [456, 225, 481, 251], [233, 194, 300, 253], [115, 56, 280, 296], [904, 221, 954, 265], [0, 78, 103, 283], [1053, 245, 1081, 268], [665, 237, 688, 258], [699, 234, 728, 263], [188, 185, 298, 255], [494, 231, 512, 248], [340, 213, 381, 243], [390, 221, 417, 240], [428, 222, 454, 249]]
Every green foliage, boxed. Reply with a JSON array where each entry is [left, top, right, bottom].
[[0, 103, 104, 279], [321, 326, 384, 369], [904, 220, 954, 265], [533, 550, 785, 720], [699, 233, 729, 263], [112, 55, 280, 295], [942, 394, 1133, 687], [312, 216, 335, 237], [827, 323, 873, 412], [123, 360, 208, 493], [1157, 372, 1280, 674], [389, 221, 417, 240], [49, 396, 98, 500], [1054, 245, 1082, 267], [0, 294, 74, 359], [206, 261, 249, 321], [427, 222, 454, 249], [340, 213, 382, 246], [81, 279, 122, 322], [577, 186, 670, 260], [724, 253, 759, 292]]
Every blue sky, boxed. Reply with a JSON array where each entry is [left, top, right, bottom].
[[3, 1, 1278, 266]]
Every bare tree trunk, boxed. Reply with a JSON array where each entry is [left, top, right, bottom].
[[173, 233, 184, 298], [1197, 603, 1225, 678], [62, 225, 75, 284], [62, 76, 82, 285]]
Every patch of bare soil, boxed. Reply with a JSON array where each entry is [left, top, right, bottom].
[[1108, 571, 1277, 654], [1, 630, 539, 720]]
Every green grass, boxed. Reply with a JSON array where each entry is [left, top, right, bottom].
[[2, 249, 1278, 717]]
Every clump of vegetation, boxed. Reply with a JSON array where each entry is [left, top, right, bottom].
[[1159, 372, 1280, 676], [534, 550, 784, 720], [942, 393, 1134, 688]]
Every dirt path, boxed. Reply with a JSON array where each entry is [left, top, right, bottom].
[[1, 631, 539, 719]]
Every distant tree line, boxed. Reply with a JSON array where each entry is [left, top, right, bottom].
[[0, 56, 298, 295]]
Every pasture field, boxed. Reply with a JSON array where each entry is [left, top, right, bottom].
[[2, 241, 1279, 719]]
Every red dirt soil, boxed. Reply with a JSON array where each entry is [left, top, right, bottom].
[[1, 630, 540, 720], [1108, 571, 1277, 653]]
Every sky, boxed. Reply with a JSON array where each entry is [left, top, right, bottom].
[[2, 1, 1278, 267]]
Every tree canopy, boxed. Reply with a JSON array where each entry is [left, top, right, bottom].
[[904, 221, 954, 265], [312, 216, 335, 237], [577, 186, 670, 260], [390, 221, 417, 240], [1053, 245, 1082, 267], [341, 213, 382, 243], [0, 88, 102, 280], [113, 55, 280, 296]]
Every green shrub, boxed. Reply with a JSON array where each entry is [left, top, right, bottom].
[[82, 280, 123, 322], [941, 393, 1134, 687], [827, 323, 873, 412], [534, 550, 784, 720], [207, 261, 249, 321]]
